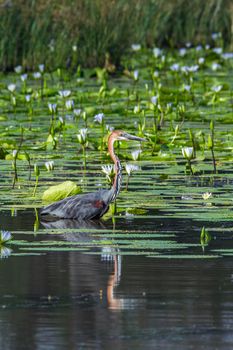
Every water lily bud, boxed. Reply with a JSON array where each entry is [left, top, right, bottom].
[[74, 109, 82, 116], [210, 120, 214, 132], [182, 147, 194, 160], [33, 72, 41, 79], [48, 103, 57, 114], [7, 84, 16, 93], [21, 74, 28, 82], [151, 96, 158, 105], [77, 128, 88, 144], [25, 95, 31, 103], [14, 65, 22, 74], [131, 149, 142, 161], [38, 64, 45, 73], [207, 134, 213, 148], [34, 164, 40, 176], [134, 105, 140, 114], [45, 161, 54, 171], [133, 70, 139, 81], [11, 96, 16, 106], [65, 100, 74, 111], [12, 150, 17, 159]]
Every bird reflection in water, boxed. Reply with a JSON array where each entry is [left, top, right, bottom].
[[40, 218, 126, 309]]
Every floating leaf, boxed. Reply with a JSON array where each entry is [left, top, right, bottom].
[[42, 181, 82, 203]]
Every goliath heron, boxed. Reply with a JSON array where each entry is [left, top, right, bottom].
[[40, 130, 145, 220]]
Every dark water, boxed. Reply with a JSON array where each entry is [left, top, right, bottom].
[[0, 210, 233, 350]]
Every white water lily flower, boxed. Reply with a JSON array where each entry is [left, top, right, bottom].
[[179, 48, 186, 56], [58, 90, 71, 98], [12, 150, 17, 158], [211, 85, 222, 93], [134, 105, 140, 114], [151, 95, 158, 105], [48, 42, 55, 52], [183, 85, 191, 92], [65, 100, 74, 111], [94, 113, 104, 124], [212, 32, 221, 40], [101, 164, 114, 182], [77, 128, 88, 144], [59, 116, 64, 124], [45, 161, 54, 171], [181, 65, 199, 74], [102, 164, 114, 176], [77, 78, 84, 85], [7, 84, 16, 93], [202, 192, 212, 200], [198, 57, 205, 65], [170, 63, 180, 71], [106, 124, 114, 132], [222, 52, 233, 60], [14, 65, 22, 74], [48, 103, 57, 114], [125, 164, 139, 176], [38, 64, 45, 73], [25, 95, 31, 102], [0, 246, 12, 259], [131, 43, 141, 51], [21, 74, 28, 82], [182, 147, 194, 160], [153, 47, 162, 58], [133, 70, 139, 81], [196, 45, 202, 51], [131, 149, 142, 161], [213, 47, 222, 55], [0, 230, 12, 243], [33, 72, 41, 79], [211, 63, 221, 71], [73, 109, 82, 116]]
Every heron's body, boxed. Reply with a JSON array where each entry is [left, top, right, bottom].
[[40, 130, 145, 220], [41, 188, 114, 220]]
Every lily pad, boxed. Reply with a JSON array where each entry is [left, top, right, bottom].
[[42, 181, 82, 203]]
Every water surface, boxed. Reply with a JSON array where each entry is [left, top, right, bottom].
[[0, 210, 232, 350]]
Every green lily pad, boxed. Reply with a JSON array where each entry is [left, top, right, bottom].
[[42, 181, 82, 203]]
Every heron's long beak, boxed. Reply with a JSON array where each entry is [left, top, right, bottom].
[[124, 133, 146, 142]]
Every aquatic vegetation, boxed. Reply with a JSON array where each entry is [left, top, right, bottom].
[[42, 181, 82, 203], [101, 164, 114, 185], [125, 164, 140, 191], [0, 42, 233, 259], [33, 164, 40, 197], [45, 161, 54, 172], [200, 226, 212, 252], [182, 147, 194, 175], [0, 231, 12, 244]]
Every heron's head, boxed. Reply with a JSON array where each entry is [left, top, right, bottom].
[[110, 130, 146, 142]]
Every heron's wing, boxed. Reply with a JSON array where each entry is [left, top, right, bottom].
[[40, 190, 110, 220]]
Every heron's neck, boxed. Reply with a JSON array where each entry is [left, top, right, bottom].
[[109, 137, 122, 201]]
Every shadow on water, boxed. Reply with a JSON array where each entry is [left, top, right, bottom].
[[0, 210, 232, 349]]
